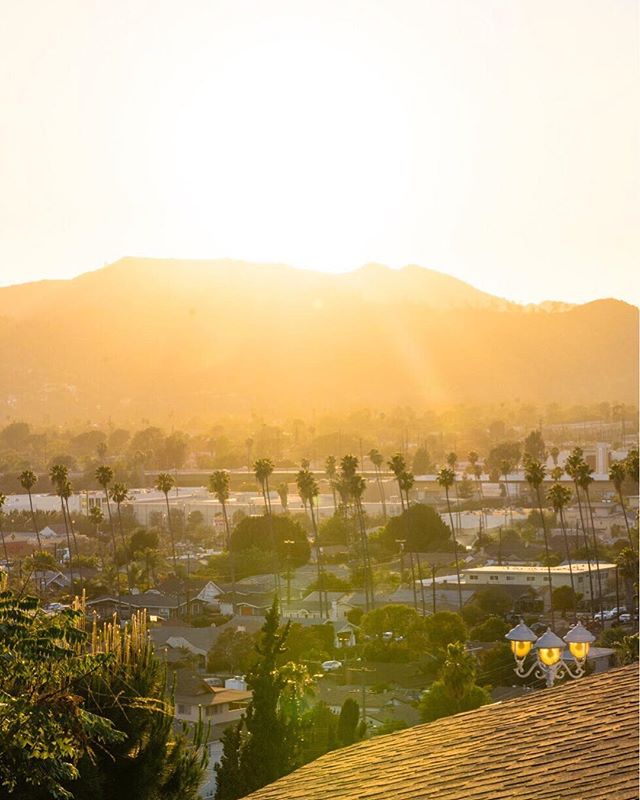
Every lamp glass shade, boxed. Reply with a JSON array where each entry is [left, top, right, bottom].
[[538, 647, 562, 666], [568, 641, 590, 661], [511, 640, 533, 659]]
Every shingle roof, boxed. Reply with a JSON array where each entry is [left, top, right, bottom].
[[246, 664, 639, 800]]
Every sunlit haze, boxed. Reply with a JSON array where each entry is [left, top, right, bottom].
[[0, 1, 638, 304]]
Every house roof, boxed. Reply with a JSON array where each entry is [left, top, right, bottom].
[[246, 664, 639, 800]]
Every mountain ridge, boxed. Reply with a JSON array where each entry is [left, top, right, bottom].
[[0, 258, 636, 422]]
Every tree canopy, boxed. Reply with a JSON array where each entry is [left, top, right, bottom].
[[380, 503, 452, 553], [231, 515, 310, 568]]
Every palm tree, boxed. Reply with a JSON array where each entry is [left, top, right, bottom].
[[277, 482, 289, 512], [576, 462, 604, 620], [550, 446, 560, 467], [209, 470, 236, 607], [325, 456, 338, 514], [19, 469, 42, 551], [110, 482, 132, 592], [253, 458, 279, 592], [60, 478, 84, 595], [88, 505, 104, 537], [155, 472, 178, 573], [95, 465, 119, 578], [436, 466, 462, 610], [447, 453, 462, 535], [524, 458, 555, 629], [349, 472, 374, 612], [500, 459, 512, 530], [470, 460, 486, 547], [0, 493, 9, 567], [615, 546, 638, 615], [609, 461, 634, 551], [368, 448, 387, 520], [398, 470, 415, 508], [547, 482, 577, 621], [388, 453, 407, 512], [297, 468, 327, 619], [565, 448, 595, 614], [49, 465, 75, 590]]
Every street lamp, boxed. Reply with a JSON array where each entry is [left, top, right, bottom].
[[505, 620, 595, 688]]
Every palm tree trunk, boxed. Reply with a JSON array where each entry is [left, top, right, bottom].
[[415, 551, 426, 616], [396, 478, 405, 513], [309, 498, 326, 620], [27, 490, 42, 551], [572, 481, 595, 615], [0, 516, 8, 566], [376, 468, 387, 520], [116, 502, 133, 593], [64, 496, 85, 598], [535, 487, 555, 629], [262, 480, 280, 595], [409, 551, 418, 612], [60, 497, 75, 592], [583, 486, 605, 621], [445, 490, 463, 611], [221, 500, 236, 613], [558, 506, 577, 622], [102, 488, 120, 599], [164, 492, 178, 572], [616, 486, 635, 551], [357, 499, 374, 611]]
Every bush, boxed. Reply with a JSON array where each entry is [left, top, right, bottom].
[[469, 615, 509, 642]]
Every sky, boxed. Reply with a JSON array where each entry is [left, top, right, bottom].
[[0, 0, 638, 304]]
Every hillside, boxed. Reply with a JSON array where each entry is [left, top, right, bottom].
[[0, 258, 637, 423]]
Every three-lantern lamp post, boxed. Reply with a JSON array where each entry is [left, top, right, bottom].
[[505, 620, 596, 688]]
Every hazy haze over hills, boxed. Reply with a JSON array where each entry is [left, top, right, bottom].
[[0, 259, 637, 423]]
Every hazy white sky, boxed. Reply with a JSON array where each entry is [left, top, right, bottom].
[[0, 0, 638, 303]]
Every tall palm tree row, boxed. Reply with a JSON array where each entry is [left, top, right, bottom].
[[523, 457, 556, 629], [208, 470, 236, 607], [19, 469, 42, 551], [155, 472, 178, 573], [296, 467, 328, 619], [253, 457, 279, 593], [436, 466, 463, 611], [564, 448, 595, 614], [547, 481, 577, 621]]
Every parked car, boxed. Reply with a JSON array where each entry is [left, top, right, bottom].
[[321, 660, 343, 672]]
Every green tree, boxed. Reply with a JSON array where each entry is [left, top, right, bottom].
[[412, 447, 430, 475], [208, 628, 257, 673], [476, 641, 517, 687], [387, 453, 408, 511], [576, 462, 604, 618], [552, 585, 578, 617], [110, 482, 132, 592], [381, 503, 452, 553], [337, 697, 361, 746], [276, 482, 289, 511], [253, 458, 279, 591], [231, 514, 310, 568], [423, 611, 468, 652], [325, 455, 338, 514], [214, 601, 307, 799], [0, 586, 124, 799], [616, 547, 638, 614], [547, 481, 577, 618], [473, 586, 512, 617], [419, 642, 490, 723], [523, 430, 546, 461], [469, 615, 509, 642]]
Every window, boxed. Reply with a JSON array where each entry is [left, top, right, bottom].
[[177, 704, 190, 715], [526, 577, 535, 582], [506, 576, 514, 581], [489, 576, 498, 581], [469, 575, 478, 581]]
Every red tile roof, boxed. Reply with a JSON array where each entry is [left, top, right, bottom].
[[247, 664, 639, 800]]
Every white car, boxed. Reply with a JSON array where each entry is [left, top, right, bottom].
[[321, 660, 343, 672]]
